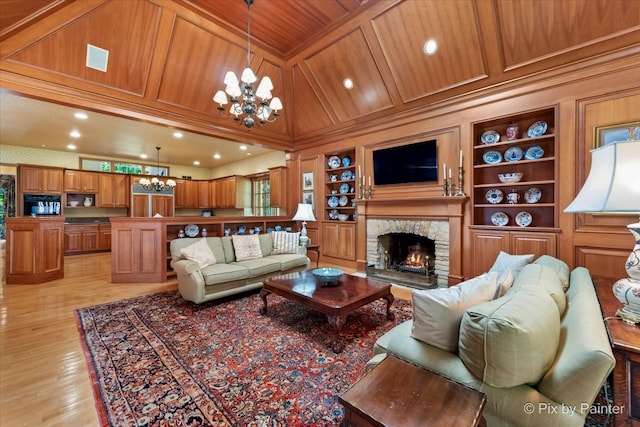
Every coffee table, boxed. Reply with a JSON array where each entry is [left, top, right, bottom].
[[260, 270, 395, 353]]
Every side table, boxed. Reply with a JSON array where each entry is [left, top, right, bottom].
[[339, 355, 486, 427], [593, 276, 640, 427], [305, 244, 320, 268]]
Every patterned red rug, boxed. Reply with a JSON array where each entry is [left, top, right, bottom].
[[76, 290, 412, 426]]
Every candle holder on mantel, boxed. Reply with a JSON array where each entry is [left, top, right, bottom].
[[455, 166, 466, 197], [443, 178, 449, 197], [447, 178, 454, 197], [365, 185, 373, 199], [358, 176, 365, 199]]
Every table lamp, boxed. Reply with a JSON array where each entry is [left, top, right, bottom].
[[564, 140, 640, 324], [292, 203, 316, 246]]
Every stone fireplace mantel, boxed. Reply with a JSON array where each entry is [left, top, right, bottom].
[[355, 197, 467, 285]]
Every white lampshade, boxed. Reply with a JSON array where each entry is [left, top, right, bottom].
[[225, 84, 242, 98], [240, 67, 257, 84], [292, 203, 316, 222], [223, 71, 239, 86], [257, 107, 272, 122], [213, 90, 228, 105], [270, 97, 283, 111], [564, 140, 640, 213]]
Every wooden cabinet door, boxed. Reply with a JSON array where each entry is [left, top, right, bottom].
[[82, 226, 99, 251], [174, 180, 186, 208], [19, 166, 43, 193], [269, 167, 286, 208], [321, 222, 355, 260], [64, 170, 82, 192], [113, 174, 129, 207], [185, 180, 198, 208], [43, 168, 63, 193], [99, 224, 111, 251], [81, 172, 99, 192], [322, 222, 340, 258], [64, 227, 83, 253], [198, 181, 210, 208], [132, 194, 149, 217], [470, 229, 509, 276], [152, 195, 173, 217], [510, 232, 556, 258], [97, 174, 114, 207], [209, 181, 217, 208]]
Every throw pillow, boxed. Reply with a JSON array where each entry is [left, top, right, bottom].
[[272, 231, 300, 254], [411, 272, 498, 353], [458, 286, 560, 388], [179, 238, 216, 268], [232, 234, 263, 261], [489, 251, 534, 277], [494, 268, 514, 299]]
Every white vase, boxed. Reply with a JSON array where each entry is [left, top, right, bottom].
[[625, 222, 640, 280]]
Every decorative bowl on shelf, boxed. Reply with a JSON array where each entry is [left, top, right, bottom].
[[312, 268, 344, 286], [498, 173, 523, 183], [338, 213, 349, 221], [68, 201, 79, 207]]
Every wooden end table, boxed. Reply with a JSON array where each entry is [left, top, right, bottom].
[[260, 270, 394, 353], [592, 276, 640, 427], [305, 244, 320, 267], [339, 355, 486, 427]]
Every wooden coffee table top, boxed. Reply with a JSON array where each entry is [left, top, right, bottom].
[[263, 270, 392, 317], [340, 355, 486, 427]]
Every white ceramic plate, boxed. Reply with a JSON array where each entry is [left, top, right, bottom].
[[524, 187, 542, 203], [327, 155, 341, 169], [483, 150, 502, 164], [339, 183, 350, 194], [491, 212, 509, 226], [328, 196, 339, 207], [485, 188, 504, 204], [185, 224, 199, 237], [524, 145, 544, 160], [504, 146, 524, 162], [339, 195, 349, 206], [516, 211, 533, 227], [481, 130, 500, 144], [527, 121, 548, 138]]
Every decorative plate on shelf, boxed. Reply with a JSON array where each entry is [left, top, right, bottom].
[[328, 196, 339, 208], [504, 146, 524, 162], [524, 187, 542, 204], [527, 121, 548, 138], [341, 170, 354, 181], [329, 209, 339, 220], [339, 195, 349, 206], [185, 224, 199, 237], [515, 211, 533, 227], [491, 212, 509, 226], [339, 183, 350, 194], [328, 155, 341, 169], [483, 150, 502, 164], [481, 130, 500, 144], [485, 188, 504, 204], [524, 145, 544, 160], [342, 156, 351, 167]]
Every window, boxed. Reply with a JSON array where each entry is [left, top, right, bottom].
[[251, 175, 278, 216], [80, 157, 169, 176]]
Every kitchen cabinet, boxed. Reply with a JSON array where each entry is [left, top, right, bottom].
[[269, 166, 286, 208], [64, 170, 99, 193], [64, 224, 99, 254], [322, 222, 355, 260], [198, 181, 211, 208], [132, 194, 174, 217], [97, 173, 129, 207], [5, 217, 65, 284], [212, 176, 250, 208], [98, 224, 111, 251], [174, 179, 198, 208], [18, 165, 63, 194]]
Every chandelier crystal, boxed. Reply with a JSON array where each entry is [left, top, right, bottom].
[[139, 146, 176, 192], [212, 0, 282, 129]]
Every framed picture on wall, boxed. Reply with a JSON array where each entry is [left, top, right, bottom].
[[595, 121, 640, 147], [302, 172, 314, 190], [302, 191, 313, 206]]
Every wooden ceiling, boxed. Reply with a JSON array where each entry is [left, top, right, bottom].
[[1, 0, 639, 154]]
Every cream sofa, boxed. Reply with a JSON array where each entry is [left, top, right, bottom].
[[170, 233, 310, 304], [367, 256, 615, 427]]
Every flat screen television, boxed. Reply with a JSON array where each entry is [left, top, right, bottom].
[[373, 140, 438, 186]]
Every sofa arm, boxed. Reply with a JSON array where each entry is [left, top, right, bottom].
[[171, 259, 201, 275], [171, 259, 206, 303], [297, 245, 307, 256]]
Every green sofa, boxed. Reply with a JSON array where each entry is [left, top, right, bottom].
[[367, 256, 615, 427], [170, 233, 310, 304]]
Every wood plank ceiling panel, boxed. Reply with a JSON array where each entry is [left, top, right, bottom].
[[304, 28, 393, 123], [7, 0, 162, 96], [496, 0, 640, 70], [181, 0, 356, 58], [0, 0, 63, 38], [290, 64, 335, 136], [371, 0, 487, 103]]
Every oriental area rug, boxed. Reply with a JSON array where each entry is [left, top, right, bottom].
[[75, 290, 412, 427]]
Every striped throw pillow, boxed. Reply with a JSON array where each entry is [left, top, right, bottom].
[[272, 231, 300, 254]]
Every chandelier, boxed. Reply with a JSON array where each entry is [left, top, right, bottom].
[[212, 0, 283, 129], [139, 147, 176, 192]]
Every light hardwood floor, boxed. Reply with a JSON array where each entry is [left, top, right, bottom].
[[0, 252, 411, 426]]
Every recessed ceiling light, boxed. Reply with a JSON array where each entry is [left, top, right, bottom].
[[173, 131, 183, 138], [140, 154, 147, 159], [213, 153, 221, 159], [343, 78, 354, 89], [74, 112, 88, 120], [66, 144, 76, 150], [193, 160, 200, 165], [69, 130, 81, 138], [239, 145, 247, 150], [423, 39, 438, 56]]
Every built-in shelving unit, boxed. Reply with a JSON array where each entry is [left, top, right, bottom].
[[323, 150, 357, 222]]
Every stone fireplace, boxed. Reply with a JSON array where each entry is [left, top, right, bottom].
[[367, 219, 449, 288], [355, 197, 466, 287]]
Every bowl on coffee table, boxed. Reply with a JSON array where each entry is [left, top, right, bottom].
[[312, 268, 344, 286]]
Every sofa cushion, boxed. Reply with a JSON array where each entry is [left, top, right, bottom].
[[179, 238, 216, 268], [489, 251, 534, 276], [534, 255, 570, 290], [509, 263, 567, 316], [201, 263, 250, 285], [458, 286, 560, 388], [258, 233, 273, 257], [232, 234, 263, 261], [233, 257, 281, 276], [494, 268, 514, 299], [272, 231, 300, 254], [411, 272, 497, 352], [268, 253, 309, 271]]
